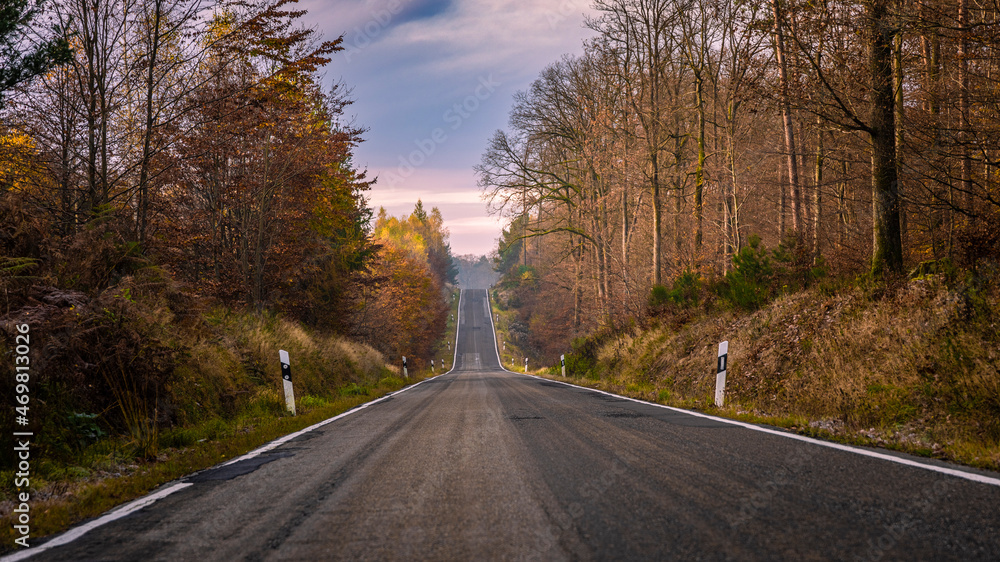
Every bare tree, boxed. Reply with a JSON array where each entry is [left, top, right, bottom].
[[589, 0, 682, 285], [773, 0, 802, 235]]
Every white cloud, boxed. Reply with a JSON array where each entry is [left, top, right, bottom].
[[445, 216, 508, 234], [444, 216, 507, 255], [366, 167, 478, 207], [299, 0, 598, 256], [374, 0, 595, 78]]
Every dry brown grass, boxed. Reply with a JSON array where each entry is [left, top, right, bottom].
[[176, 309, 391, 418], [537, 270, 1000, 471]]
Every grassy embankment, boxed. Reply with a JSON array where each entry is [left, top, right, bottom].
[[434, 289, 461, 372], [0, 284, 461, 552], [492, 296, 526, 372], [491, 269, 1000, 473]]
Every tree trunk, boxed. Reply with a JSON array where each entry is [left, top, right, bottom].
[[137, 0, 162, 244], [59, 89, 73, 234], [725, 100, 741, 267], [838, 160, 847, 248], [778, 157, 786, 237], [921, 0, 943, 257], [672, 114, 684, 266], [868, 0, 903, 275], [674, 180, 682, 261], [591, 194, 604, 307], [571, 198, 582, 330], [650, 41, 663, 287], [522, 187, 528, 267], [621, 188, 629, 272], [83, 20, 99, 216], [694, 71, 705, 253], [652, 154, 662, 286], [574, 235, 582, 330], [893, 28, 905, 253], [920, 10, 940, 115], [958, 0, 972, 215], [600, 194, 610, 306], [773, 0, 801, 235], [814, 121, 823, 261]]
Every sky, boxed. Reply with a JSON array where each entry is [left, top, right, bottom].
[[298, 0, 598, 257]]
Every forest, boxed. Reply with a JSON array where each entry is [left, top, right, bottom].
[[483, 0, 1000, 472], [0, 0, 457, 532], [481, 0, 1000, 360]]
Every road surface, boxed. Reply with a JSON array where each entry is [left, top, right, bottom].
[[13, 289, 1000, 560]]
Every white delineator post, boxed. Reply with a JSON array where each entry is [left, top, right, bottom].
[[431, 359, 435, 373], [402, 356, 408, 378], [279, 350, 295, 415], [715, 341, 729, 407], [524, 357, 528, 373], [560, 354, 566, 377]]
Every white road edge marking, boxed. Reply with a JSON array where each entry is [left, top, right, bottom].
[[1, 483, 192, 562], [3, 296, 467, 562], [221, 370, 441, 467], [451, 289, 462, 371], [484, 291, 1000, 489], [221, 291, 463, 468]]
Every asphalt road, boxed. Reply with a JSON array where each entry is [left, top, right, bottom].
[[16, 289, 1000, 560]]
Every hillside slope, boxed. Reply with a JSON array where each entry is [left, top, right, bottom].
[[517, 269, 1000, 471]]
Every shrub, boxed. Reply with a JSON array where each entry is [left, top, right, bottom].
[[565, 336, 599, 378], [379, 376, 404, 387], [648, 284, 669, 310], [649, 270, 702, 315], [667, 269, 701, 307], [773, 232, 827, 290], [298, 395, 328, 409], [339, 382, 369, 396], [718, 235, 773, 310]]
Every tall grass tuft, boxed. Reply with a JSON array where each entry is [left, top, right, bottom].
[[102, 358, 159, 460]]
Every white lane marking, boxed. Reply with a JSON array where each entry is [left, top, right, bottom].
[[6, 358, 453, 561], [450, 289, 463, 371], [483, 290, 1000, 488], [223, 370, 443, 466], [528, 374, 1000, 488], [1, 483, 193, 562], [486, 290, 504, 368]]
